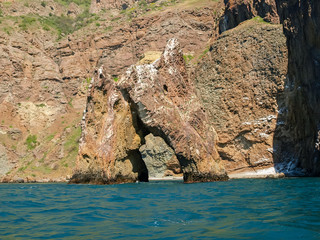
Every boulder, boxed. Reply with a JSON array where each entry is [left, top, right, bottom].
[[139, 134, 181, 179]]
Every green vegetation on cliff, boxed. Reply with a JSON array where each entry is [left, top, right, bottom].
[[25, 135, 38, 150]]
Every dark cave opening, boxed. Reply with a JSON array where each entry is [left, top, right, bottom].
[[120, 89, 184, 181], [163, 84, 168, 92]]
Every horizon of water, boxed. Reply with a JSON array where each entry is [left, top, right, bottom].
[[1, 178, 320, 239]]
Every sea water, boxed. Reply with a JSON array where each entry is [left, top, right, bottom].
[[0, 178, 319, 239]]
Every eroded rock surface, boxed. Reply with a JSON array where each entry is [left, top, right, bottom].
[[71, 38, 228, 184], [0, 144, 12, 177], [195, 19, 288, 175], [140, 134, 182, 179], [90, 0, 137, 12], [219, 0, 279, 33], [274, 0, 320, 175], [0, 0, 224, 182]]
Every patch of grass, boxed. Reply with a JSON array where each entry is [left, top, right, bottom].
[[31, 164, 52, 174], [119, 0, 177, 20], [0, 9, 3, 17], [58, 126, 81, 169], [19, 15, 37, 31], [111, 16, 121, 22], [39, 151, 48, 163], [39, 9, 95, 39], [18, 161, 32, 172], [253, 16, 269, 24], [68, 98, 73, 107], [25, 135, 38, 150], [183, 54, 194, 63], [3, 26, 13, 35], [36, 103, 46, 108], [199, 47, 210, 59], [18, 166, 27, 172], [64, 127, 81, 150], [54, 0, 91, 8], [46, 134, 55, 142], [84, 77, 91, 90], [3, 2, 12, 7], [105, 25, 113, 32]]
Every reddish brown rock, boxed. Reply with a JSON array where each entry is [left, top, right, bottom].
[[195, 19, 288, 175], [71, 38, 228, 184], [90, 0, 136, 12], [0, 0, 223, 182], [219, 0, 279, 33]]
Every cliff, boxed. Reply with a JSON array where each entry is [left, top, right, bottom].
[[274, 0, 320, 176], [195, 17, 288, 176], [219, 0, 279, 32], [70, 38, 227, 184], [0, 0, 225, 182], [1, 0, 318, 183]]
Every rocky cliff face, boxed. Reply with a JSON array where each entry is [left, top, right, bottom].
[[71, 38, 227, 184], [2, 0, 317, 182], [274, 0, 320, 176], [219, 0, 279, 32], [195, 18, 288, 176], [0, 0, 224, 182], [90, 0, 137, 12]]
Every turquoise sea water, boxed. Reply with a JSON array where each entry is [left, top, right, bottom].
[[0, 178, 320, 239]]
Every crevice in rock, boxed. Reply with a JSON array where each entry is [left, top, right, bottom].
[[125, 149, 149, 182], [120, 89, 185, 177]]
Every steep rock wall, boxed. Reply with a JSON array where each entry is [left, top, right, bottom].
[[0, 0, 224, 182], [195, 19, 288, 175], [274, 1, 320, 175], [71, 39, 227, 184], [219, 0, 279, 32]]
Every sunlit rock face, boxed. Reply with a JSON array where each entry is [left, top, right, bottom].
[[70, 38, 228, 184], [195, 17, 288, 176], [90, 0, 137, 12]]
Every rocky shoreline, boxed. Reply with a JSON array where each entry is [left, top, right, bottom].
[[0, 0, 319, 183]]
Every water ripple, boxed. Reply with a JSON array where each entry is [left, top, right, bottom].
[[0, 178, 320, 239]]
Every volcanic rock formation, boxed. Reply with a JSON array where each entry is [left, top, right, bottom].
[[195, 18, 288, 175], [219, 0, 279, 33], [0, 0, 224, 182], [139, 134, 182, 179], [274, 0, 320, 176], [70, 38, 228, 184]]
